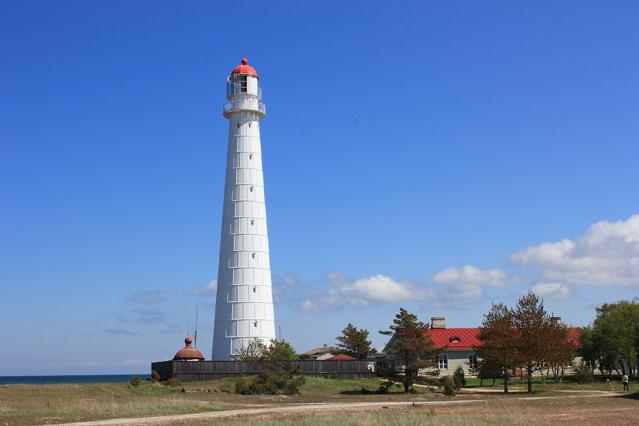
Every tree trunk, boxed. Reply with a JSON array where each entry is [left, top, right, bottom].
[[504, 374, 509, 395], [527, 364, 533, 393]]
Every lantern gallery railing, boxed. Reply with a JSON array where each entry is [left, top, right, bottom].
[[223, 102, 266, 115]]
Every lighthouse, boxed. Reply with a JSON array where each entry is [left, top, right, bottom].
[[212, 58, 275, 360]]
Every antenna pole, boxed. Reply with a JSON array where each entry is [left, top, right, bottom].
[[194, 302, 199, 348]]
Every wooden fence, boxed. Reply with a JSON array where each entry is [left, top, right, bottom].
[[151, 359, 376, 382]]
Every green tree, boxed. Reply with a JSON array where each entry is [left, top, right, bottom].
[[476, 302, 519, 394], [440, 376, 457, 396], [235, 339, 304, 395], [380, 308, 439, 393], [453, 365, 466, 389], [512, 292, 556, 393], [336, 323, 376, 359], [233, 338, 267, 361], [587, 300, 639, 380]]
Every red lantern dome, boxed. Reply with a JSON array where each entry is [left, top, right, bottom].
[[231, 58, 258, 78], [173, 336, 205, 361]]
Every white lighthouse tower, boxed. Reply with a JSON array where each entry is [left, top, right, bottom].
[[212, 58, 275, 360]]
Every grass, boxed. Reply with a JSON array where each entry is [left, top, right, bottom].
[[463, 376, 623, 392], [0, 382, 224, 425], [0, 376, 636, 425], [207, 412, 540, 426]]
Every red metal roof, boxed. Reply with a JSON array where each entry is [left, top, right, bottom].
[[231, 58, 258, 78], [424, 327, 581, 351], [427, 328, 482, 351], [329, 353, 357, 361]]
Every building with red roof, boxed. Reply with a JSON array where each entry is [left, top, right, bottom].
[[329, 353, 358, 361], [383, 317, 581, 376]]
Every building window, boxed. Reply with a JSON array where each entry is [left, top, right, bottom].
[[250, 219, 255, 225], [251, 252, 256, 259], [253, 286, 257, 293], [249, 154, 253, 159], [253, 321, 258, 327], [469, 354, 478, 370], [449, 337, 461, 343], [249, 122, 251, 127], [249, 186, 254, 192], [438, 354, 448, 370]]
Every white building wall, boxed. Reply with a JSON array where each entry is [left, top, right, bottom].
[[212, 73, 275, 360]]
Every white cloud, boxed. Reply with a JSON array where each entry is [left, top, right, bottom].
[[104, 328, 136, 336], [511, 214, 639, 287], [432, 265, 512, 302], [433, 265, 510, 287], [190, 280, 217, 297], [326, 272, 350, 286], [531, 282, 573, 300], [130, 290, 166, 305], [282, 274, 298, 286], [299, 274, 428, 312]]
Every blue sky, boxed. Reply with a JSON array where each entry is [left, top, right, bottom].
[[1, 0, 638, 375]]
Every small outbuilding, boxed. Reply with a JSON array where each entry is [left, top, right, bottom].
[[173, 337, 205, 361]]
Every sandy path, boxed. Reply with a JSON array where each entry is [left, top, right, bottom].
[[53, 391, 620, 426]]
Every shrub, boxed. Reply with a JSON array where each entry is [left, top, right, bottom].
[[165, 378, 182, 388], [440, 376, 458, 397], [234, 339, 305, 395], [129, 375, 141, 387], [574, 362, 594, 384], [151, 370, 161, 383], [453, 365, 467, 389], [234, 377, 251, 395]]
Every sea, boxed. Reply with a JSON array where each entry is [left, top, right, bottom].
[[0, 375, 150, 385]]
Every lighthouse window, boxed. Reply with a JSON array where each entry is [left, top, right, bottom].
[[250, 219, 255, 225], [249, 186, 254, 192], [248, 123, 251, 127], [253, 286, 257, 293], [237, 74, 248, 93], [237, 123, 240, 128], [251, 252, 256, 259], [249, 154, 253, 160], [254, 321, 258, 327]]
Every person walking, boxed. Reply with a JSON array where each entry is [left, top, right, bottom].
[[622, 374, 629, 392]]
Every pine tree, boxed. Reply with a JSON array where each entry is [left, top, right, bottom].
[[381, 308, 439, 393], [336, 323, 375, 359], [512, 292, 551, 393]]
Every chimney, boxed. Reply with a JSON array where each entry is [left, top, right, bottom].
[[431, 317, 446, 329]]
